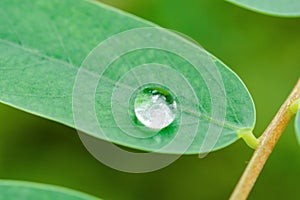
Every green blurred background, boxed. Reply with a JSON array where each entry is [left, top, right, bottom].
[[0, 0, 299, 199]]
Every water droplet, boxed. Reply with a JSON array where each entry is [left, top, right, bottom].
[[134, 88, 177, 130]]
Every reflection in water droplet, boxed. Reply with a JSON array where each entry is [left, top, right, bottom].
[[134, 88, 177, 130]]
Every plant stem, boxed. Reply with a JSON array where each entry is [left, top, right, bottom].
[[238, 129, 259, 149], [230, 78, 300, 200]]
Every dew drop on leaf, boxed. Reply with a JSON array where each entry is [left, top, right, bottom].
[[134, 88, 177, 130]]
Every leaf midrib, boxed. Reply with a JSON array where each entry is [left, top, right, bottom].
[[0, 38, 249, 132]]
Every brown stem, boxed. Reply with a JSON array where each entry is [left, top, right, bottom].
[[230, 78, 300, 200]]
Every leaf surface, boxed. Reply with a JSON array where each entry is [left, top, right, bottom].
[[0, 0, 256, 154], [0, 180, 100, 200], [227, 0, 300, 17]]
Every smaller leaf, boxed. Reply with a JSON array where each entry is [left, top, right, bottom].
[[0, 180, 100, 200], [294, 100, 300, 144], [295, 104, 300, 144], [227, 0, 300, 17], [296, 111, 300, 144]]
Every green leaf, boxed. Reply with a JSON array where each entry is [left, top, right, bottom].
[[293, 99, 300, 144], [0, 180, 100, 200], [227, 0, 300, 17], [0, 0, 256, 154]]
